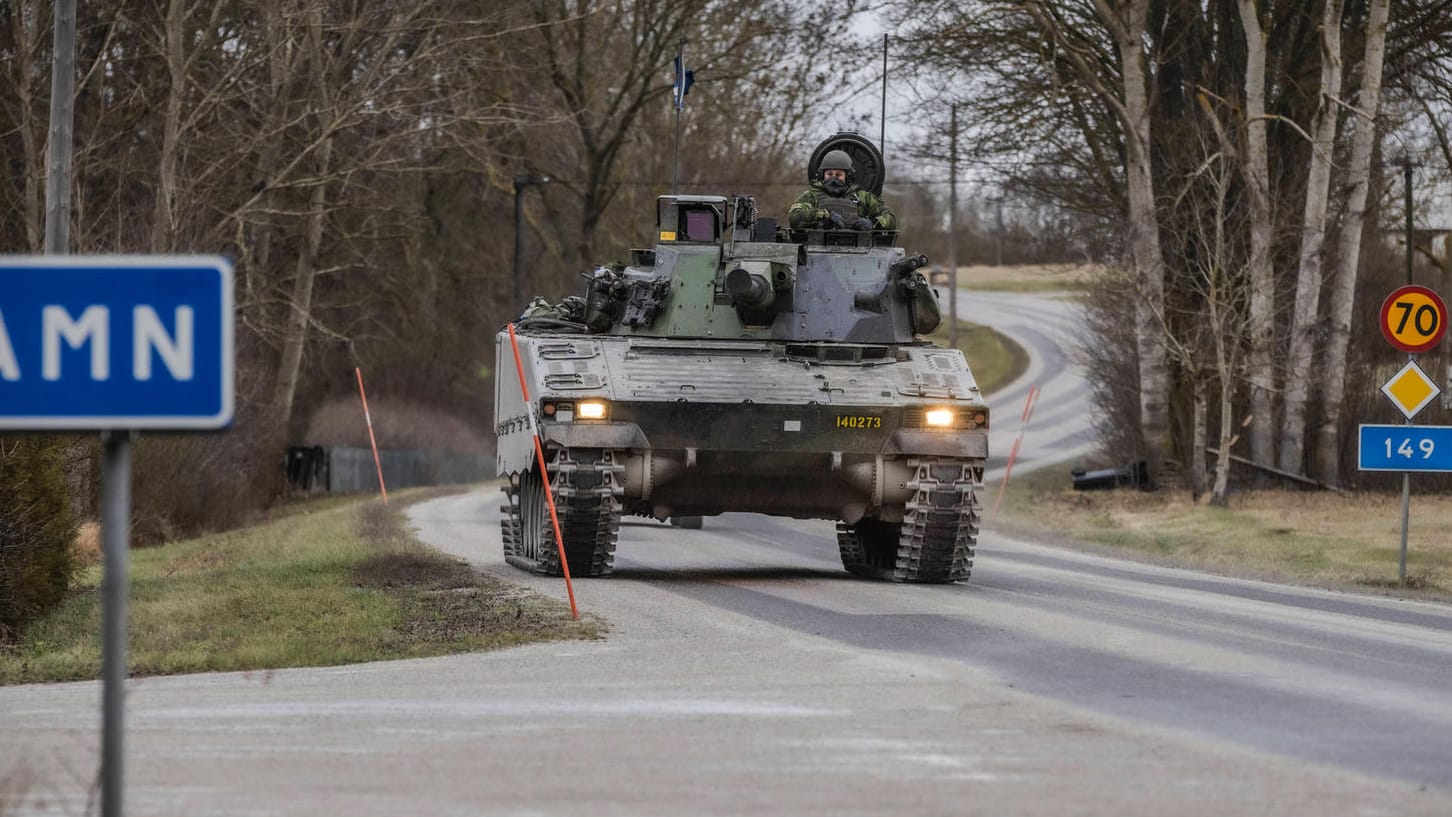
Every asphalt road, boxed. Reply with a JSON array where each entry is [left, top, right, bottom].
[[955, 290, 1099, 481], [4, 290, 1451, 816]]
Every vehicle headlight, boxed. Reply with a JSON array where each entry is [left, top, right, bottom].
[[541, 400, 607, 422], [925, 408, 955, 428]]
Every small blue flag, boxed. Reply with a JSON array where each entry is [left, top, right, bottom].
[[673, 55, 694, 111]]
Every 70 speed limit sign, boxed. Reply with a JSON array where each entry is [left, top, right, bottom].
[[1380, 285, 1448, 353]]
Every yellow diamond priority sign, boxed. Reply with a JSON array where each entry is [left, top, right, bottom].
[[1381, 360, 1441, 420]]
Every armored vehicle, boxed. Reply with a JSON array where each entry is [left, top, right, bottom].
[[494, 133, 989, 583]]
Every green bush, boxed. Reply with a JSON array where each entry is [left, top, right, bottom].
[[0, 438, 78, 641]]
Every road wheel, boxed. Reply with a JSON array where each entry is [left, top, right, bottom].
[[502, 447, 621, 577], [837, 518, 901, 579]]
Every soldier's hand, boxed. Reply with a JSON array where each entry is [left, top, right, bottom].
[[850, 217, 873, 231], [814, 209, 832, 225], [826, 211, 846, 229]]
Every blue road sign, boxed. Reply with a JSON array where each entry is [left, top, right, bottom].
[[1358, 424, 1452, 472], [0, 256, 233, 430]]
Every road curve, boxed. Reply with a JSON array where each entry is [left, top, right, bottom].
[[957, 290, 1098, 483]]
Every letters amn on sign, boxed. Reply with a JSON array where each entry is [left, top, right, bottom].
[[0, 305, 194, 383], [0, 256, 233, 430]]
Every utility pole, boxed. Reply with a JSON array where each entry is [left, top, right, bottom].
[[948, 103, 959, 350], [46, 0, 76, 255], [512, 174, 550, 308], [48, 6, 123, 816], [1400, 158, 1416, 583], [1405, 160, 1415, 288]]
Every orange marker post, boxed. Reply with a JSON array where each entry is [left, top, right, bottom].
[[355, 367, 388, 505], [993, 385, 1040, 518], [507, 323, 581, 621]]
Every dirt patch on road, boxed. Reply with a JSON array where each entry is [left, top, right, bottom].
[[353, 499, 604, 648]]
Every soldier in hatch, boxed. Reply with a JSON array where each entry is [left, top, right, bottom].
[[787, 149, 897, 231]]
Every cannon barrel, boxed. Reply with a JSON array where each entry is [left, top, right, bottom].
[[726, 267, 775, 310]]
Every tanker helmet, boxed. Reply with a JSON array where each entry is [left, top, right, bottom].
[[819, 149, 855, 195]]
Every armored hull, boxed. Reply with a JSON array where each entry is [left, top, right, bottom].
[[494, 134, 989, 582]]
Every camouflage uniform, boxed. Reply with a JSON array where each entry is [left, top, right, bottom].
[[787, 180, 898, 230]]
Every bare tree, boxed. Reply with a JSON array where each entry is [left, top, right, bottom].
[[0, 0, 51, 252], [224, 1, 532, 429], [1189, 96, 1254, 506], [1098, 0, 1170, 476], [1316, 0, 1392, 486], [1237, 0, 1276, 473], [886, 0, 1452, 494], [525, 0, 847, 270], [1278, 0, 1345, 476], [268, 1, 339, 423], [1023, 0, 1169, 476]]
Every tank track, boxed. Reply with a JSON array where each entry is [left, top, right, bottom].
[[500, 447, 623, 577], [837, 457, 984, 583], [835, 518, 899, 579]]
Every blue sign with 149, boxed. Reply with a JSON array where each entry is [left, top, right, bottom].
[[0, 256, 233, 430], [1358, 424, 1452, 472]]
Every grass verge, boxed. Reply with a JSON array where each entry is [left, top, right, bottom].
[[0, 489, 602, 685], [993, 467, 1452, 599], [929, 319, 1030, 397], [949, 263, 1098, 294]]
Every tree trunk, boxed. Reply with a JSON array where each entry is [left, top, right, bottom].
[[269, 5, 333, 432], [1237, 0, 1276, 473], [1105, 0, 1171, 478], [151, 0, 186, 252], [9, 1, 45, 252], [1315, 0, 1390, 486], [1191, 382, 1208, 501], [241, 10, 296, 310], [269, 135, 331, 430], [1278, 0, 1344, 475], [577, 183, 602, 272], [1212, 366, 1235, 507]]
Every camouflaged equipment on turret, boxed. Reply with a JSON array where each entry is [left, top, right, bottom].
[[495, 133, 989, 583]]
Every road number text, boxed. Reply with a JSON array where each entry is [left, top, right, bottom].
[[1385, 437, 1436, 460]]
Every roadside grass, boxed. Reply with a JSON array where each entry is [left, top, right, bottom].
[[993, 468, 1452, 597], [0, 489, 602, 685], [950, 263, 1100, 294], [929, 319, 1030, 397]]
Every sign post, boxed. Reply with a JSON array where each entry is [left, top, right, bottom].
[[1363, 285, 1449, 583], [99, 430, 129, 817], [0, 255, 233, 817]]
